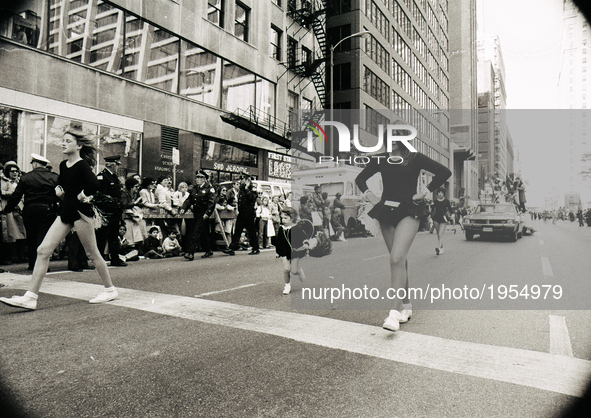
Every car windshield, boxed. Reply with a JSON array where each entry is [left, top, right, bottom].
[[478, 205, 516, 214]]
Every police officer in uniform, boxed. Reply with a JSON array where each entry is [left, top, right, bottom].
[[96, 155, 126, 267], [180, 170, 216, 261], [1, 154, 59, 270], [226, 174, 260, 255]]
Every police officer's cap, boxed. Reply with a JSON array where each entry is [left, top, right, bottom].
[[104, 155, 122, 164], [30, 153, 50, 165], [195, 169, 208, 179], [335, 192, 342, 197]]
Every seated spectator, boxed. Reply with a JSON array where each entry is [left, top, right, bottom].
[[331, 208, 347, 242], [143, 226, 164, 259], [118, 225, 139, 262], [162, 230, 182, 257]]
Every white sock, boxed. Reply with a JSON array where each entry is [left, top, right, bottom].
[[24, 291, 38, 299], [402, 303, 412, 310], [104, 286, 116, 292]]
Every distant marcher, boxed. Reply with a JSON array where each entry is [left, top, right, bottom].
[[431, 188, 452, 255]]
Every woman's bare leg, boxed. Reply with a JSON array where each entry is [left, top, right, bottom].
[[29, 217, 73, 294], [74, 217, 113, 288], [380, 217, 419, 312]]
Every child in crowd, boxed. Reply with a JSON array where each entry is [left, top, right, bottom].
[[256, 194, 271, 248], [118, 224, 140, 262], [143, 226, 165, 259], [273, 207, 310, 295], [331, 207, 347, 242], [162, 230, 182, 257]]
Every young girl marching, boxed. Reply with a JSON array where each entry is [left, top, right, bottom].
[[273, 207, 310, 295]]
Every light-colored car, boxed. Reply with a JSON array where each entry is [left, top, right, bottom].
[[463, 203, 527, 242]]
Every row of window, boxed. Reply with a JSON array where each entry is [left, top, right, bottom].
[[363, 104, 449, 159], [365, 0, 391, 42], [4, 0, 277, 119], [365, 34, 391, 76], [207, 0, 250, 43], [363, 66, 391, 107]]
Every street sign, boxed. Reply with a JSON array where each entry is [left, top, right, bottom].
[[172, 148, 180, 165]]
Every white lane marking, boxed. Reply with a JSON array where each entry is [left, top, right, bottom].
[[195, 283, 260, 297], [363, 254, 388, 262], [2, 273, 590, 398], [541, 257, 554, 277], [549, 315, 574, 357]]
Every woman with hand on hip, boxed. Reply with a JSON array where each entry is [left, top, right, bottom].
[[0, 126, 117, 310], [355, 141, 451, 331]]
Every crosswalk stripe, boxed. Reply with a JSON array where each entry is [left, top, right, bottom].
[[1, 273, 590, 398], [549, 315, 574, 357]]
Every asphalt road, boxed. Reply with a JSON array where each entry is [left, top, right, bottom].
[[0, 218, 590, 417]]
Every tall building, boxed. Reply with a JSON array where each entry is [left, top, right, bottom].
[[0, 0, 324, 186], [448, 0, 478, 205], [558, 0, 591, 207], [325, 0, 453, 191], [476, 34, 512, 191]]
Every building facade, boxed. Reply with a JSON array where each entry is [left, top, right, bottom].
[[0, 0, 324, 186], [558, 0, 591, 208], [476, 34, 512, 194], [325, 0, 453, 192], [447, 0, 478, 205]]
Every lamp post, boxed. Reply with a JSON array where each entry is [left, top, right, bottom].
[[328, 30, 370, 156]]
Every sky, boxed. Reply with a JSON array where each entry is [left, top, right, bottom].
[[476, 0, 569, 207]]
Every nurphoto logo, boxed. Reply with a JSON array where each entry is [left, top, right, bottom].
[[307, 122, 418, 165]]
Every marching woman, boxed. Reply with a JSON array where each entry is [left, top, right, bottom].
[[355, 141, 451, 331], [0, 125, 117, 310], [431, 187, 452, 255]]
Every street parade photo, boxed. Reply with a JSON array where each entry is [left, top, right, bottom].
[[1, 0, 591, 417]]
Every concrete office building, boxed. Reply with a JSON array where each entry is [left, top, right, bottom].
[[558, 0, 591, 208], [476, 34, 512, 191], [326, 0, 453, 192], [447, 0, 478, 205], [0, 0, 324, 186]]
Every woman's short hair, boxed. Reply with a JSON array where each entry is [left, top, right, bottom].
[[125, 176, 139, 191], [141, 176, 155, 189]]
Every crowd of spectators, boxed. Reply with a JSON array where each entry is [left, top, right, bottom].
[[0, 158, 307, 270]]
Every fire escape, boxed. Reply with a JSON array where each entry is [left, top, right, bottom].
[[220, 0, 327, 152], [285, 0, 328, 155]]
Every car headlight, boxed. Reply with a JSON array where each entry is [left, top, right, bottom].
[[505, 219, 515, 225], [463, 219, 472, 224]]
